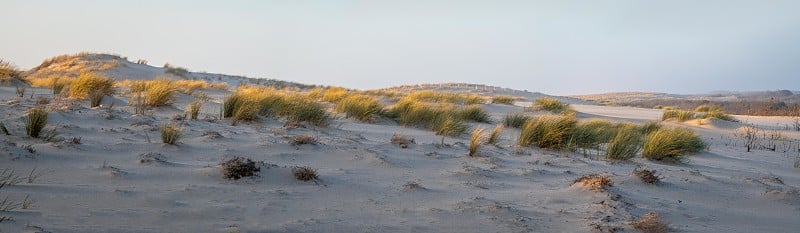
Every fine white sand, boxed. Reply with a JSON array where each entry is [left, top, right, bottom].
[[1, 61, 798, 232]]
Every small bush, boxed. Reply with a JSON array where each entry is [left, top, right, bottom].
[[292, 166, 319, 181], [25, 107, 48, 138], [335, 94, 383, 122], [69, 73, 115, 99], [487, 125, 503, 145], [143, 78, 178, 106], [634, 168, 660, 184], [605, 124, 643, 160], [491, 95, 515, 105], [573, 174, 612, 192], [518, 115, 577, 149], [469, 127, 488, 157], [160, 122, 182, 145], [661, 109, 696, 121], [221, 157, 260, 180], [533, 97, 570, 113], [631, 212, 670, 233], [503, 113, 530, 128], [642, 127, 705, 161]]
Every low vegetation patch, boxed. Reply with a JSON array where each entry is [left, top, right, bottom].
[[503, 113, 530, 128], [456, 105, 491, 123], [290, 134, 317, 145], [186, 100, 202, 120], [468, 127, 488, 157], [605, 123, 643, 160], [391, 134, 415, 148], [163, 63, 189, 77], [25, 107, 48, 138], [642, 127, 705, 161], [160, 122, 182, 145], [404, 90, 484, 105], [292, 166, 319, 181], [69, 72, 115, 99], [631, 212, 670, 233], [143, 78, 178, 107], [222, 87, 329, 126], [518, 115, 577, 149], [0, 59, 23, 84], [573, 174, 613, 192], [221, 157, 260, 180], [334, 94, 383, 122], [491, 95, 516, 105], [533, 97, 571, 113]]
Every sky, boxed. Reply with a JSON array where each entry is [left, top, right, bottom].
[[1, 0, 799, 95]]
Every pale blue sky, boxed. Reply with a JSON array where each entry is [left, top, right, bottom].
[[2, 0, 799, 95]]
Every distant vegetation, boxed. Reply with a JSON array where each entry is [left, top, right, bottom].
[[532, 97, 573, 114], [222, 86, 328, 126], [491, 95, 516, 105], [662, 105, 736, 122], [163, 63, 189, 77], [631, 98, 800, 117]]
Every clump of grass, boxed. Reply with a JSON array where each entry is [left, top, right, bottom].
[[491, 95, 515, 105], [487, 125, 503, 145], [69, 72, 115, 99], [186, 100, 202, 120], [223, 87, 328, 126], [0, 59, 22, 84], [174, 79, 208, 94], [28, 75, 73, 95], [661, 109, 696, 121], [639, 121, 662, 135], [160, 122, 182, 145], [631, 212, 670, 233], [292, 166, 319, 181], [280, 94, 328, 126], [456, 105, 491, 123], [405, 90, 484, 105], [25, 107, 48, 138], [503, 113, 530, 128], [572, 174, 612, 192], [568, 119, 617, 152], [642, 127, 705, 161], [605, 124, 643, 160], [88, 90, 105, 107], [131, 92, 147, 115], [163, 63, 189, 77], [334, 94, 383, 122], [321, 87, 351, 103], [290, 134, 317, 145], [518, 115, 577, 149], [221, 157, 260, 180], [143, 78, 178, 107], [634, 168, 661, 184], [468, 127, 488, 157], [533, 97, 570, 113], [702, 110, 736, 122], [432, 115, 468, 137]]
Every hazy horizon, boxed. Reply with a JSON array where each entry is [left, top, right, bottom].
[[2, 0, 799, 95]]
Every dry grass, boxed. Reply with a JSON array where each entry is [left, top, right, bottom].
[[0, 59, 23, 84], [142, 78, 178, 107], [221, 157, 260, 180], [631, 212, 670, 233], [518, 115, 577, 149], [634, 168, 661, 184], [28, 75, 73, 95], [69, 72, 115, 99], [661, 109, 696, 121], [573, 174, 613, 192], [334, 94, 383, 122], [533, 97, 571, 113], [160, 122, 182, 145], [605, 124, 643, 160], [292, 166, 319, 181], [469, 127, 488, 157], [186, 100, 202, 120], [503, 113, 530, 128], [405, 91, 485, 105], [491, 95, 516, 105], [25, 107, 48, 138], [487, 125, 503, 145], [320, 87, 352, 103]]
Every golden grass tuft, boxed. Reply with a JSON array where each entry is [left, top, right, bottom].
[[605, 123, 643, 160], [142, 78, 178, 106], [503, 113, 530, 128], [661, 109, 696, 121], [28, 75, 74, 95], [487, 125, 503, 145], [491, 95, 516, 105], [223, 87, 328, 126], [334, 94, 383, 122], [518, 115, 577, 149], [642, 127, 705, 161], [25, 107, 48, 138], [533, 97, 571, 113], [468, 127, 488, 157], [69, 73, 115, 99]]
